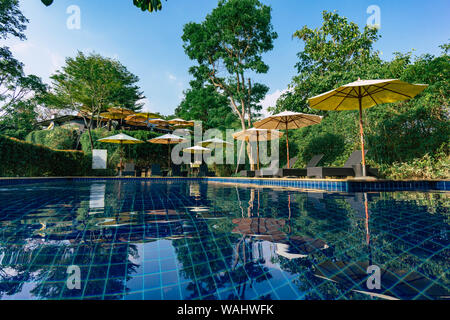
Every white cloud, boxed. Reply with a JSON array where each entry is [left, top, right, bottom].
[[139, 98, 153, 112], [168, 73, 177, 81], [49, 52, 65, 74], [258, 88, 292, 117], [8, 41, 65, 79]]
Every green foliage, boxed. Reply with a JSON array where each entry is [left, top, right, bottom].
[[80, 129, 169, 169], [41, 0, 166, 13], [275, 11, 449, 179], [0, 135, 91, 177], [182, 0, 277, 130], [25, 127, 79, 150], [0, 0, 28, 40], [46, 52, 145, 150], [381, 145, 449, 180], [0, 2, 46, 122], [175, 84, 239, 130], [133, 0, 165, 12], [48, 52, 144, 114], [275, 11, 382, 114], [0, 100, 38, 139]]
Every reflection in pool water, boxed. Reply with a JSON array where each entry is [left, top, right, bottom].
[[0, 180, 448, 300]]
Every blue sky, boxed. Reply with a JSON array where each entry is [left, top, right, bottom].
[[5, 0, 450, 115]]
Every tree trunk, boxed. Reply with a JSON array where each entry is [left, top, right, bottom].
[[81, 115, 94, 151]]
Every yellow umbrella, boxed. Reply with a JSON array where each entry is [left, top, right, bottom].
[[254, 111, 323, 168], [100, 107, 134, 129], [168, 118, 189, 125], [308, 78, 428, 176], [148, 134, 187, 168], [125, 114, 148, 122], [101, 107, 134, 119], [124, 114, 150, 127], [134, 112, 160, 126], [233, 128, 284, 171], [98, 133, 144, 176], [99, 112, 126, 120], [135, 112, 160, 119], [147, 118, 168, 125], [173, 123, 194, 129]]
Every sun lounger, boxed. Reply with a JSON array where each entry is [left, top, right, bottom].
[[255, 159, 280, 177], [256, 155, 324, 178], [198, 163, 215, 177], [307, 150, 378, 178], [171, 164, 181, 177], [122, 162, 136, 176], [150, 164, 162, 176], [239, 169, 255, 177]]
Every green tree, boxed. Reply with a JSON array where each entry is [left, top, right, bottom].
[[275, 11, 382, 113], [175, 82, 238, 131], [0, 0, 28, 40], [0, 0, 46, 138], [41, 0, 167, 13], [182, 0, 277, 168], [275, 11, 449, 179], [0, 100, 38, 139], [46, 52, 145, 151]]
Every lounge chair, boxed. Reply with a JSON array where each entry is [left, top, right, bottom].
[[256, 155, 325, 178], [170, 164, 188, 177], [307, 150, 378, 178], [150, 164, 162, 176], [239, 169, 255, 177], [255, 159, 280, 178], [241, 157, 297, 178], [122, 162, 136, 177], [171, 164, 181, 177], [198, 163, 215, 177]]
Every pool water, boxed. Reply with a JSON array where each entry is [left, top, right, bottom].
[[0, 180, 448, 300]]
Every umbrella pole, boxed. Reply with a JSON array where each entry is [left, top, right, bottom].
[[358, 97, 367, 176], [285, 122, 290, 169], [168, 144, 171, 170], [119, 141, 123, 177], [256, 132, 260, 170]]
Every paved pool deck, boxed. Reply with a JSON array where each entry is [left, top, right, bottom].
[[0, 176, 448, 192]]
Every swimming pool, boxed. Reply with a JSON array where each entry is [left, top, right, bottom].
[[0, 180, 448, 300]]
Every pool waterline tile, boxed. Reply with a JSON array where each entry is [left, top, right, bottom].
[[0, 179, 448, 300]]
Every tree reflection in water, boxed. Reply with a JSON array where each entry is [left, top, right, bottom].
[[0, 180, 448, 300]]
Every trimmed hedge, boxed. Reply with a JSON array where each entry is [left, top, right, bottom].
[[25, 127, 79, 150], [0, 135, 95, 177], [80, 129, 175, 169]]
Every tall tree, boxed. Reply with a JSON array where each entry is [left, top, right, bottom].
[[0, 0, 46, 138], [182, 0, 277, 168], [176, 82, 238, 131], [274, 11, 382, 113], [274, 11, 448, 178], [0, 46, 46, 111], [0, 0, 28, 40], [47, 52, 145, 151]]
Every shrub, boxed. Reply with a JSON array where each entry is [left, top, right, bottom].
[[25, 127, 79, 150], [80, 129, 172, 169], [0, 135, 93, 177]]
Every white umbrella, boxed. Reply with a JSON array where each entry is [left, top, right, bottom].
[[183, 146, 212, 154], [254, 111, 323, 168], [98, 133, 144, 176], [197, 138, 233, 148], [232, 128, 284, 171], [148, 134, 187, 168]]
